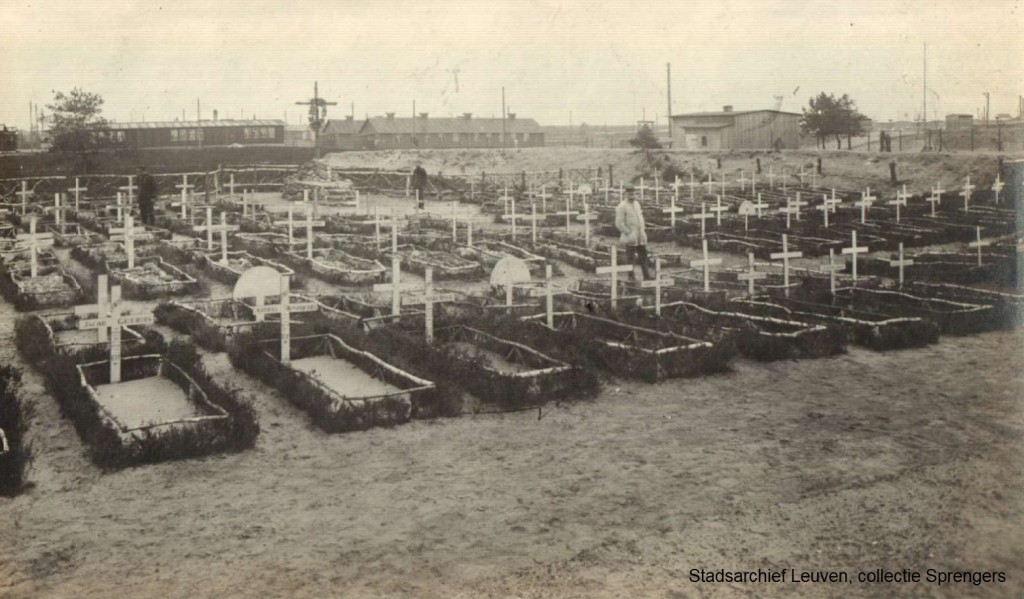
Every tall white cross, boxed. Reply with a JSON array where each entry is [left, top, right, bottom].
[[671, 176, 685, 199], [927, 184, 944, 217], [690, 239, 722, 292], [17, 181, 32, 215], [816, 195, 832, 228], [250, 273, 317, 364], [68, 178, 87, 211], [778, 197, 798, 229], [595, 246, 634, 309], [119, 175, 137, 206], [960, 176, 975, 213], [751, 193, 768, 218], [582, 201, 592, 248], [791, 192, 808, 220], [855, 188, 876, 224], [109, 215, 138, 269], [401, 268, 456, 343], [992, 174, 1004, 204], [52, 193, 66, 231], [889, 185, 910, 223], [750, 172, 757, 195], [694, 202, 713, 238], [15, 216, 54, 278], [968, 226, 990, 267], [708, 194, 727, 226], [818, 248, 843, 295], [888, 242, 913, 287], [687, 174, 700, 201], [115, 191, 125, 224], [74, 274, 113, 342], [738, 252, 767, 296], [76, 282, 154, 383], [770, 234, 803, 296], [228, 173, 236, 197], [373, 223, 417, 316], [176, 175, 194, 218], [737, 171, 750, 192], [841, 230, 868, 281], [767, 166, 776, 189], [662, 193, 685, 229], [639, 258, 674, 315]]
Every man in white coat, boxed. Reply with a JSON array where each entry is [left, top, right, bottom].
[[615, 188, 651, 281]]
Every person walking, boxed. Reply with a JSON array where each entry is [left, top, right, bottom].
[[137, 166, 158, 226], [615, 188, 651, 281], [411, 163, 428, 209]]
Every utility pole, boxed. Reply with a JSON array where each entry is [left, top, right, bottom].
[[667, 63, 673, 143], [983, 92, 990, 127], [502, 87, 507, 148], [922, 42, 931, 151]]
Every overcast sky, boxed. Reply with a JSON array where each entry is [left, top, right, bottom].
[[2, 0, 1021, 130]]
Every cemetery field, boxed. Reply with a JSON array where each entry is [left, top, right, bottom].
[[0, 302, 1020, 597]]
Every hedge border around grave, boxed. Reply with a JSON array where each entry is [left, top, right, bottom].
[[14, 317, 259, 470], [154, 299, 278, 353], [0, 365, 33, 496], [0, 265, 82, 312]]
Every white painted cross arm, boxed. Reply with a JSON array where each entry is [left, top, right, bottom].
[[251, 300, 319, 315]]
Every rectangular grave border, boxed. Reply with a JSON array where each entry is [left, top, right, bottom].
[[48, 223, 104, 247], [906, 281, 1024, 329], [831, 286, 996, 336], [194, 250, 294, 286], [282, 248, 386, 286], [106, 256, 199, 299], [155, 298, 269, 352], [384, 245, 481, 280], [0, 263, 82, 311], [0, 365, 32, 496], [520, 311, 732, 382], [14, 324, 259, 469]]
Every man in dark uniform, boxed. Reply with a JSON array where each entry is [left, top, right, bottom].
[[411, 163, 428, 209], [137, 166, 158, 226]]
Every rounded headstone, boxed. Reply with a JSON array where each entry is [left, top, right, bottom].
[[490, 256, 532, 287], [233, 266, 282, 300], [738, 200, 756, 216]]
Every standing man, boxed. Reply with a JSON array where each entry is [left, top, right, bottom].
[[615, 187, 651, 281], [137, 166, 158, 226], [411, 162, 428, 209]]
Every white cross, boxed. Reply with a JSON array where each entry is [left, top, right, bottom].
[[662, 194, 685, 229], [68, 177, 87, 211], [583, 201, 592, 248], [767, 166, 776, 189], [736, 171, 750, 192], [250, 273, 317, 364], [595, 246, 633, 309], [737, 252, 767, 296], [888, 242, 914, 287], [809, 170, 818, 189], [702, 174, 716, 195], [778, 197, 798, 229], [109, 215, 138, 269], [74, 274, 113, 342], [76, 280, 154, 383], [638, 178, 646, 203], [639, 258, 674, 315], [693, 202, 714, 238], [992, 174, 1004, 204], [855, 188, 876, 224], [537, 185, 551, 213], [194, 207, 238, 257], [791, 192, 808, 220], [968, 226, 990, 267], [889, 185, 909, 223], [119, 175, 137, 206], [687, 174, 700, 201], [228, 173, 236, 197], [751, 193, 768, 218], [927, 185, 943, 217], [827, 188, 841, 212], [818, 248, 843, 295], [798, 166, 807, 186], [708, 195, 727, 226], [115, 191, 125, 224], [176, 175, 194, 218], [15, 216, 54, 278], [373, 224, 419, 316], [300, 204, 326, 258], [960, 176, 975, 213], [17, 181, 32, 214], [770, 234, 803, 296], [401, 268, 456, 344], [215, 212, 237, 264], [841, 230, 868, 281], [781, 169, 788, 193], [690, 239, 722, 292], [750, 172, 757, 195], [671, 175, 685, 198], [554, 201, 578, 233], [719, 174, 727, 199], [52, 193, 66, 231], [816, 195, 832, 228]]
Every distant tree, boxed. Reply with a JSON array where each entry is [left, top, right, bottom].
[[630, 125, 663, 150], [46, 88, 122, 170], [801, 92, 867, 150]]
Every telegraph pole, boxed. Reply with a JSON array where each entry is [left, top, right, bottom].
[[295, 81, 337, 159], [667, 63, 673, 143], [983, 92, 990, 127], [501, 87, 507, 148]]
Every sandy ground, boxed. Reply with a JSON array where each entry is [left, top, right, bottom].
[[91, 377, 202, 431], [289, 356, 402, 398], [0, 155, 1022, 597]]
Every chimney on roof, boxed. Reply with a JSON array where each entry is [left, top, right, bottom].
[[507, 112, 516, 120], [385, 112, 395, 120], [723, 105, 733, 113], [418, 112, 429, 119], [463, 112, 472, 120], [213, 109, 218, 122]]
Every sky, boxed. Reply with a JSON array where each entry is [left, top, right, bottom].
[[2, 0, 1022, 131]]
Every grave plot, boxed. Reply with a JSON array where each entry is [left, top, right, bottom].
[[384, 245, 481, 280], [906, 281, 1024, 329], [20, 311, 149, 362], [194, 251, 294, 286], [282, 248, 386, 286], [233, 333, 433, 432], [0, 365, 31, 496], [49, 223, 104, 247], [105, 257, 198, 299], [233, 231, 332, 257], [0, 264, 82, 310], [520, 311, 731, 382], [416, 324, 576, 408], [453, 240, 549, 275], [644, 300, 845, 361], [729, 296, 939, 350], [828, 286, 996, 336]]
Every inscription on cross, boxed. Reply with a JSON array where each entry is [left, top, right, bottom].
[[76, 278, 154, 383]]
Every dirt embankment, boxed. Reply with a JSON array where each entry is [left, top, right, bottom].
[[323, 147, 1020, 197]]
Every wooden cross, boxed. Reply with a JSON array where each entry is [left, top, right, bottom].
[[750, 172, 757, 195], [841, 230, 868, 281], [770, 234, 803, 296], [827, 188, 841, 212], [816, 195, 832, 228], [638, 178, 646, 203], [109, 215, 138, 269], [15, 216, 54, 278], [798, 165, 807, 186], [301, 204, 326, 258], [76, 282, 154, 383], [778, 196, 798, 229], [690, 239, 722, 292], [639, 259, 674, 315], [74, 274, 113, 342], [372, 221, 419, 315], [68, 177, 87, 211], [767, 166, 776, 189], [781, 168, 788, 193], [694, 202, 713, 238], [583, 201, 592, 248], [927, 184, 943, 217], [17, 181, 32, 214], [228, 174, 236, 197], [537, 185, 551, 213], [595, 246, 633, 309], [119, 175, 137, 206], [52, 193, 66, 231], [791, 192, 808, 220], [809, 171, 818, 189], [968, 226, 990, 267], [662, 193, 685, 229], [251, 273, 318, 364], [176, 175, 195, 218], [708, 195, 727, 226], [115, 191, 125, 224], [702, 174, 716, 195], [855, 188, 876, 224], [992, 174, 1004, 204], [687, 174, 700, 201], [737, 252, 767, 296], [719, 174, 727, 199], [889, 185, 909, 223], [751, 193, 768, 218], [671, 176, 685, 198], [215, 212, 237, 264], [960, 176, 975, 213], [401, 268, 456, 343], [888, 242, 914, 287], [736, 171, 750, 192], [194, 206, 238, 257], [818, 248, 843, 295]]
